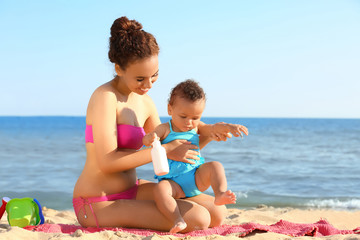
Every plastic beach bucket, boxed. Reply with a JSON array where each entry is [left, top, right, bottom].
[[5, 198, 44, 228]]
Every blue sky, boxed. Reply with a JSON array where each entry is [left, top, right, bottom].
[[1, 0, 359, 118]]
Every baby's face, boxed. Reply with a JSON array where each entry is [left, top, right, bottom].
[[168, 97, 205, 132]]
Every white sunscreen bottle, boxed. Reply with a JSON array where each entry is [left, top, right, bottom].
[[151, 139, 169, 176]]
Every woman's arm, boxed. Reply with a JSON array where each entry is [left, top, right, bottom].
[[90, 89, 153, 173], [143, 95, 161, 134]]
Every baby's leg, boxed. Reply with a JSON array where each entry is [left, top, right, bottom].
[[153, 180, 187, 233], [195, 162, 236, 205]]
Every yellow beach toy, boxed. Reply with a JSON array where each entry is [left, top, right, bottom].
[[5, 197, 45, 228]]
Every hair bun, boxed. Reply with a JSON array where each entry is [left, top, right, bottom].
[[108, 16, 159, 68], [111, 16, 143, 36]]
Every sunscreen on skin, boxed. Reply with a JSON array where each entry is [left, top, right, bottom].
[[151, 139, 169, 176]]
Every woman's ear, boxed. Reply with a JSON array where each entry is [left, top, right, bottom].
[[115, 64, 124, 77]]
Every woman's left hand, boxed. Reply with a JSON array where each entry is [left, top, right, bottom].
[[163, 139, 200, 164]]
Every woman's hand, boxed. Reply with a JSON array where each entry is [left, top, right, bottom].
[[163, 140, 200, 164]]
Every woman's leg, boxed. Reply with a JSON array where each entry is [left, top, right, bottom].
[[76, 179, 210, 232], [153, 180, 187, 233], [187, 193, 227, 227], [77, 197, 210, 232], [136, 177, 227, 228]]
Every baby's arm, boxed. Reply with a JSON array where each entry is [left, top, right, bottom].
[[143, 123, 168, 147], [213, 122, 249, 138], [198, 122, 248, 141]]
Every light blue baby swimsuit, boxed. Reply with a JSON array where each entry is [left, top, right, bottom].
[[155, 120, 205, 197]]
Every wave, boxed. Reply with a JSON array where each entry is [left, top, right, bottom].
[[305, 198, 360, 210], [231, 190, 360, 210]]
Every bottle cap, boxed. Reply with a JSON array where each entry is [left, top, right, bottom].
[[152, 139, 161, 147]]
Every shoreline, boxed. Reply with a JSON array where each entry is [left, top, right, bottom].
[[1, 206, 360, 239]]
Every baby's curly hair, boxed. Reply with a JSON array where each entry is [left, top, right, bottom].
[[168, 79, 206, 106]]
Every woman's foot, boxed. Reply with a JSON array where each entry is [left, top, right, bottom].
[[214, 190, 236, 205], [169, 219, 187, 233]]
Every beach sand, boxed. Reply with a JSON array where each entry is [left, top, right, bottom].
[[1, 206, 359, 239]]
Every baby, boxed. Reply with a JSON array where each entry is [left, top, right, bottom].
[[143, 79, 248, 233]]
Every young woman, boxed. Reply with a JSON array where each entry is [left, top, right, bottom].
[[72, 16, 228, 232]]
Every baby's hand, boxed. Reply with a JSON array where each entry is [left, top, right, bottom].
[[212, 123, 248, 140], [226, 123, 249, 138], [143, 132, 158, 147]]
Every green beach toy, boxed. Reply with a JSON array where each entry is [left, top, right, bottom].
[[5, 197, 45, 228]]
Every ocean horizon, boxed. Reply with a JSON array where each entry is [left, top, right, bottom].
[[0, 116, 359, 210]]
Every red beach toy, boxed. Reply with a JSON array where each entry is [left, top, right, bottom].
[[0, 197, 11, 220]]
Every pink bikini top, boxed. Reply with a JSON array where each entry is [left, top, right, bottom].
[[85, 124, 145, 150]]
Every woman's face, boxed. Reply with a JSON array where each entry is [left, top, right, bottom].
[[116, 55, 159, 95], [168, 97, 205, 132]]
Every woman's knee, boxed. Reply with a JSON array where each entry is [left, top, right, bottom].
[[177, 200, 211, 231], [187, 204, 211, 231], [185, 193, 227, 228], [209, 205, 227, 227]]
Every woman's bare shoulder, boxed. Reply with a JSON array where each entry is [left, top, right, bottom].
[[142, 93, 156, 106], [88, 82, 119, 107], [92, 81, 116, 96], [86, 82, 117, 123]]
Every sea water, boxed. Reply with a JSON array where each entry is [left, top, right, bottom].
[[0, 116, 359, 210]]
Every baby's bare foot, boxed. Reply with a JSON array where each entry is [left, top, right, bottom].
[[169, 220, 187, 233], [214, 190, 236, 205]]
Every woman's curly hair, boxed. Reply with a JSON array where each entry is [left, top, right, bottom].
[[108, 16, 159, 70]]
